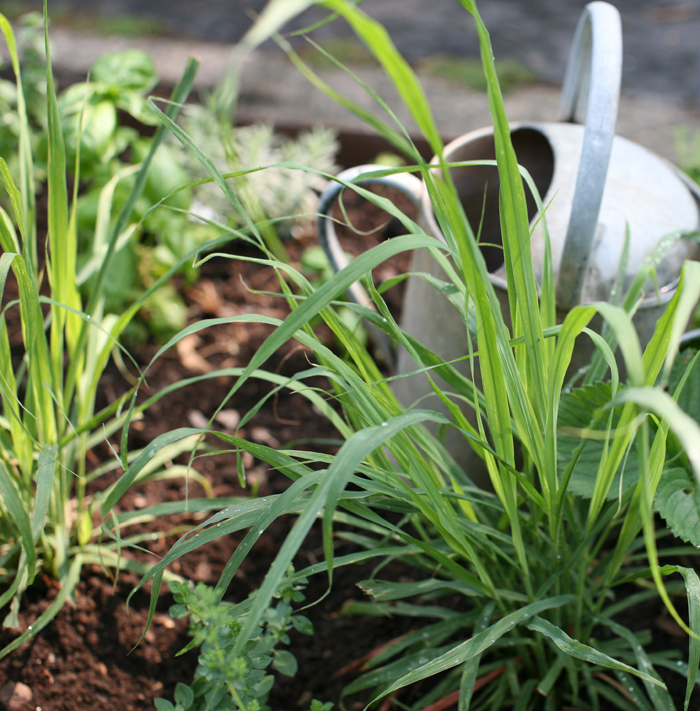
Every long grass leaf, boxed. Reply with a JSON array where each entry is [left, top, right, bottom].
[[526, 616, 665, 688], [677, 566, 700, 711], [371, 596, 574, 705], [0, 460, 35, 581]]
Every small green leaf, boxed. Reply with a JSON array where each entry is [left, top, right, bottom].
[[91, 49, 158, 92], [154, 699, 176, 711], [273, 649, 298, 677], [655, 467, 700, 547], [173, 683, 194, 709], [291, 614, 314, 636]]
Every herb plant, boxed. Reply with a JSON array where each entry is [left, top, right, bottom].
[[109, 1, 700, 709], [154, 572, 330, 711], [0, 6, 238, 658]]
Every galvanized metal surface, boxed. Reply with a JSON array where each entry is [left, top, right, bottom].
[[556, 1, 622, 310]]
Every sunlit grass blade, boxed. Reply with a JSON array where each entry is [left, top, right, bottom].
[[0, 12, 35, 268]]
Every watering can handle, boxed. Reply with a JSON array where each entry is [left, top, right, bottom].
[[556, 1, 622, 310], [317, 165, 426, 366]]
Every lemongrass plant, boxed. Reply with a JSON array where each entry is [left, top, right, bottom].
[[0, 5, 245, 659], [108, 1, 700, 708]]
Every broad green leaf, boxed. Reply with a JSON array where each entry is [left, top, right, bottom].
[[526, 616, 665, 688], [654, 467, 700, 547], [668, 347, 700, 424], [91, 49, 157, 92], [272, 649, 298, 677], [173, 682, 194, 708], [558, 382, 638, 498]]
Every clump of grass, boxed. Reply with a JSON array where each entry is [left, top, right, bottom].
[[297, 35, 378, 70], [421, 54, 537, 93], [112, 1, 700, 709]]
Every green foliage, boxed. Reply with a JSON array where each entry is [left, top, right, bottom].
[[0, 14, 218, 341], [0, 8, 225, 658], [153, 572, 327, 711], [104, 1, 700, 709], [420, 55, 538, 93], [172, 102, 339, 242], [297, 36, 378, 70]]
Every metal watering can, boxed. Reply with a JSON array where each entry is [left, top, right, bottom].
[[316, 2, 700, 484]]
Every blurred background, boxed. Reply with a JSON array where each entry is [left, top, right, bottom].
[[1, 0, 700, 102]]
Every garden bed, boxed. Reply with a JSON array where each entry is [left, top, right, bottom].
[[0, 184, 423, 710], [0, 177, 695, 711]]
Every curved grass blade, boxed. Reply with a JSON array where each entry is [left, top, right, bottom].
[[370, 596, 574, 707], [0, 460, 35, 582], [459, 602, 496, 710], [526, 616, 665, 689]]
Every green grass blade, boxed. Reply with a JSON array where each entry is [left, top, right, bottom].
[[0, 158, 26, 241], [526, 616, 665, 689], [459, 602, 496, 710], [231, 409, 452, 659], [677, 566, 700, 710], [32, 446, 57, 544], [598, 617, 675, 710], [0, 460, 35, 582], [323, 0, 443, 155], [370, 596, 574, 706], [0, 12, 35, 268]]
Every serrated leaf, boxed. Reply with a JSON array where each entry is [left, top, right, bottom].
[[558, 382, 638, 498], [654, 467, 700, 547], [668, 347, 700, 424]]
